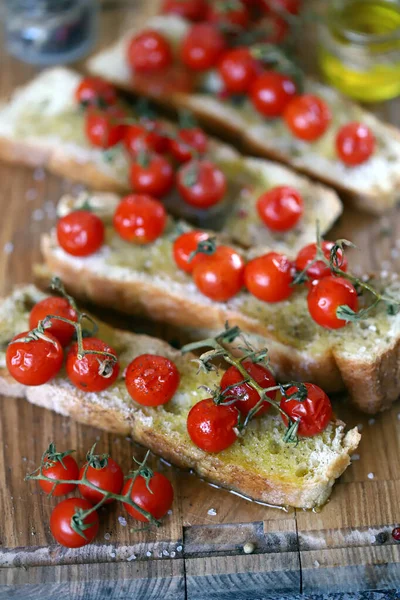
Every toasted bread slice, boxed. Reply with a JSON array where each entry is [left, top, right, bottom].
[[87, 14, 400, 214], [0, 285, 359, 509]]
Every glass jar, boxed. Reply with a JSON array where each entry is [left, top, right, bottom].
[[4, 0, 98, 66], [317, 0, 400, 102]]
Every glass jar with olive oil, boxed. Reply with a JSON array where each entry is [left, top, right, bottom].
[[318, 0, 400, 102]]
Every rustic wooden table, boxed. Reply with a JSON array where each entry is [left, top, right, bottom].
[[0, 2, 400, 599]]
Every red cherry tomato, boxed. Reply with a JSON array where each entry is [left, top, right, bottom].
[[122, 471, 174, 521], [40, 453, 79, 497], [257, 185, 304, 232], [177, 159, 227, 209], [57, 210, 105, 257], [50, 498, 99, 548], [336, 122, 375, 166], [207, 1, 250, 28], [220, 360, 276, 417], [295, 241, 348, 283], [280, 382, 332, 437], [29, 297, 78, 347], [161, 0, 208, 21], [113, 194, 166, 244], [218, 48, 260, 95], [284, 94, 331, 142], [307, 276, 358, 329], [125, 354, 180, 406], [127, 30, 173, 73], [75, 77, 117, 107], [245, 252, 294, 302], [78, 458, 124, 504], [193, 245, 245, 302], [124, 122, 170, 158], [173, 230, 209, 273], [66, 337, 119, 392], [130, 153, 174, 198], [6, 331, 63, 386], [85, 107, 126, 148], [250, 71, 296, 118], [187, 398, 239, 452], [181, 23, 226, 71], [169, 127, 208, 163]]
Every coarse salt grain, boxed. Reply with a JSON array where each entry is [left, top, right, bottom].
[[243, 542, 255, 554], [118, 516, 127, 527], [170, 551, 176, 558], [146, 551, 152, 557], [351, 454, 360, 461], [4, 242, 14, 254], [110, 552, 116, 558], [357, 424, 364, 432], [33, 167, 45, 181], [359, 346, 366, 353], [314, 560, 320, 567], [368, 472, 374, 480], [104, 533, 111, 540], [368, 418, 376, 426], [26, 189, 38, 201], [162, 550, 169, 556], [32, 209, 44, 221], [207, 508, 217, 516], [127, 554, 136, 561], [176, 545, 183, 552]]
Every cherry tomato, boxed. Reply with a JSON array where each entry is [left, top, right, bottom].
[[284, 94, 331, 142], [220, 360, 276, 417], [130, 153, 174, 198], [295, 241, 348, 283], [57, 210, 105, 257], [261, 0, 300, 16], [257, 185, 304, 232], [78, 457, 124, 504], [50, 497, 99, 548], [161, 0, 208, 20], [280, 382, 332, 437], [125, 354, 180, 406], [187, 398, 239, 452], [75, 77, 117, 107], [113, 194, 166, 244], [181, 23, 226, 71], [207, 1, 250, 28], [307, 276, 358, 329], [336, 122, 375, 166], [66, 337, 120, 392], [124, 122, 170, 158], [193, 245, 245, 301], [85, 106, 126, 148], [169, 127, 208, 163], [122, 471, 174, 521], [127, 30, 173, 73], [245, 252, 294, 302], [218, 48, 260, 95], [177, 159, 227, 209], [173, 230, 209, 273], [40, 454, 79, 496], [250, 71, 296, 118], [29, 297, 78, 347], [6, 331, 63, 386]]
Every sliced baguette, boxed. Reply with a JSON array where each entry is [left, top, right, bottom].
[[87, 14, 400, 214], [0, 285, 360, 509]]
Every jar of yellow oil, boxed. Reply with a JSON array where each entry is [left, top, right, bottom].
[[318, 0, 400, 102]]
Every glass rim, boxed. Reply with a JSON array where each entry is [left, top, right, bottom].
[[328, 0, 400, 46]]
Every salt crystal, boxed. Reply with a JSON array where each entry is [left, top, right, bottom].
[[167, 509, 173, 515], [314, 560, 320, 567], [351, 454, 360, 461], [368, 418, 376, 426], [368, 472, 374, 480], [127, 554, 137, 561], [176, 545, 183, 552], [146, 551, 152, 557], [162, 550, 169, 556], [357, 424, 364, 432], [110, 552, 116, 558], [104, 533, 111, 540], [380, 270, 389, 279], [170, 551, 176, 558], [207, 508, 217, 516], [33, 167, 45, 181], [26, 189, 38, 201], [118, 516, 127, 527], [4, 242, 14, 254], [370, 535, 376, 544], [243, 542, 255, 554], [32, 209, 44, 221], [359, 346, 366, 353], [368, 325, 377, 332]]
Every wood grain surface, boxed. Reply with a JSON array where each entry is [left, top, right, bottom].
[[0, 1, 399, 599]]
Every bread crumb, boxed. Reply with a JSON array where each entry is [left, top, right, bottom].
[[243, 542, 255, 554], [207, 508, 217, 516], [368, 472, 374, 479]]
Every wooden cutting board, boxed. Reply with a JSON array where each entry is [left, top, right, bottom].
[[0, 2, 399, 598]]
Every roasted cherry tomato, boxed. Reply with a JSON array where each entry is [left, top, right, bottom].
[[257, 185, 304, 232], [181, 23, 226, 71], [192, 245, 245, 302], [284, 94, 331, 141], [187, 398, 239, 452], [124, 122, 170, 158], [122, 470, 174, 521], [127, 30, 173, 73], [78, 457, 124, 504], [66, 337, 119, 392], [280, 382, 332, 437], [173, 230, 209, 273], [50, 498, 99, 548], [295, 241, 348, 283], [161, 0, 208, 21], [218, 47, 260, 95], [177, 159, 226, 209], [245, 252, 294, 302], [57, 210, 105, 257], [113, 194, 166, 244], [85, 106, 126, 148], [220, 359, 276, 417], [125, 354, 180, 406], [336, 122, 375, 166], [169, 127, 208, 163], [130, 153, 174, 198], [40, 453, 79, 497], [6, 331, 63, 386], [75, 77, 117, 107], [29, 297, 78, 347], [250, 71, 296, 118], [307, 276, 358, 329], [207, 1, 250, 28]]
